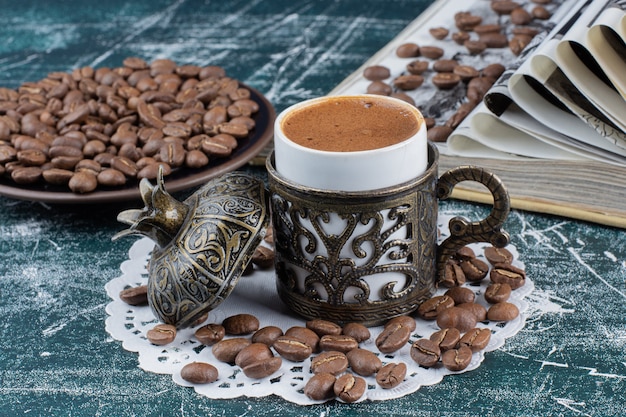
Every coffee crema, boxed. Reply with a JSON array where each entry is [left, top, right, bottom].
[[280, 96, 420, 152]]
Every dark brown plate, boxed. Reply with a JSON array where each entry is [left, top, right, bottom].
[[0, 85, 275, 204]]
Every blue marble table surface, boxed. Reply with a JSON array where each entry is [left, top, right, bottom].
[[0, 1, 624, 416]]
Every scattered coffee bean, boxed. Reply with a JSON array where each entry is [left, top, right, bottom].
[[453, 65, 480, 81], [482, 63, 506, 79], [487, 302, 520, 321], [491, 0, 521, 15], [509, 34, 533, 56], [460, 257, 489, 282], [441, 346, 473, 371], [386, 315, 417, 332], [419, 46, 445, 59], [410, 339, 441, 367], [457, 302, 488, 322], [532, 6, 551, 20], [251, 325, 284, 346], [310, 351, 349, 375], [490, 263, 526, 289], [242, 356, 282, 379], [304, 372, 337, 401], [346, 348, 382, 376], [222, 313, 259, 335], [250, 245, 274, 269], [436, 306, 478, 333], [430, 327, 461, 351], [146, 323, 177, 345], [376, 362, 407, 389], [194, 323, 226, 346], [234, 342, 274, 368], [432, 72, 461, 90], [455, 12, 482, 31], [484, 246, 514, 265], [212, 338, 251, 364], [451, 31, 470, 45], [119, 284, 148, 306], [366, 80, 392, 96], [180, 362, 219, 384], [406, 60, 429, 75], [474, 24, 503, 35], [510, 7, 533, 25], [393, 74, 424, 90], [341, 322, 371, 343], [445, 287, 475, 305], [464, 40, 487, 55], [334, 373, 366, 403], [429, 27, 449, 40], [417, 295, 455, 320], [319, 335, 359, 353], [433, 59, 458, 73], [363, 65, 391, 81], [427, 125, 453, 142], [396, 42, 421, 58], [459, 327, 491, 352], [285, 326, 320, 352], [273, 336, 313, 362], [440, 259, 466, 287], [484, 283, 512, 304], [467, 76, 496, 102], [479, 32, 509, 48], [376, 320, 412, 353]]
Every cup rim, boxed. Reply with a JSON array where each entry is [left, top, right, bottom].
[[274, 94, 425, 156]]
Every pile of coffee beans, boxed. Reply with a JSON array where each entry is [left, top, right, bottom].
[[361, 0, 556, 142], [0, 58, 260, 193]]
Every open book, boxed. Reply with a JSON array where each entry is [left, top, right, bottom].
[[331, 0, 626, 228]]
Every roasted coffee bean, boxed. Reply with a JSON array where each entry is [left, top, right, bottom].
[[484, 246, 513, 265], [429, 27, 449, 40], [184, 149, 209, 169], [512, 26, 540, 38], [212, 338, 251, 364], [319, 335, 359, 353], [146, 323, 177, 345], [455, 12, 482, 31], [97, 168, 127, 187], [235, 342, 274, 368], [424, 117, 436, 129], [42, 168, 74, 185], [509, 35, 533, 56], [406, 59, 429, 75], [310, 351, 349, 375], [306, 319, 343, 337], [491, 0, 521, 15], [110, 156, 138, 177], [417, 295, 455, 320], [366, 81, 392, 96], [252, 326, 283, 346], [453, 65, 480, 81], [430, 327, 461, 351], [410, 339, 441, 367], [159, 142, 186, 167], [532, 6, 551, 20], [441, 346, 473, 371], [376, 362, 406, 389], [487, 302, 520, 321], [433, 59, 458, 73], [467, 76, 496, 102], [393, 74, 424, 90], [436, 306, 478, 333], [445, 287, 475, 305], [346, 348, 382, 376], [451, 31, 470, 45], [440, 259, 466, 287], [396, 42, 420, 58], [285, 326, 320, 352], [464, 40, 487, 55], [222, 313, 259, 335], [460, 257, 489, 281], [243, 356, 282, 379], [17, 149, 47, 166], [482, 63, 506, 79], [419, 46, 444, 59], [432, 73, 461, 90], [304, 372, 337, 401], [459, 327, 491, 352], [376, 320, 412, 353], [341, 322, 371, 343], [201, 136, 233, 157], [391, 92, 416, 105], [0, 145, 17, 163], [363, 65, 391, 81], [479, 32, 509, 48], [510, 7, 532, 25], [446, 102, 476, 129], [490, 263, 526, 289], [119, 284, 148, 306], [484, 283, 512, 304], [68, 171, 97, 193], [334, 373, 366, 403], [474, 24, 503, 35], [273, 336, 313, 362], [137, 162, 171, 180], [457, 302, 487, 322], [180, 362, 219, 384], [427, 125, 453, 142], [250, 245, 274, 269], [386, 315, 417, 332], [195, 323, 226, 346]]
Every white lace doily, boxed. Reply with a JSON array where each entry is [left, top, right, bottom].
[[105, 214, 532, 405]]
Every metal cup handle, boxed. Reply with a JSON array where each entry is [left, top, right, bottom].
[[435, 166, 511, 284]]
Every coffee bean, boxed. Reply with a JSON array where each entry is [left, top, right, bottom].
[[436, 306, 478, 333], [68, 171, 97, 193], [446, 102, 477, 129], [510, 7, 532, 25], [419, 46, 444, 59], [532, 6, 551, 20], [417, 295, 455, 320], [484, 283, 512, 304], [396, 42, 420, 58], [97, 168, 127, 187], [42, 168, 74, 185], [386, 315, 417, 332], [184, 149, 209, 169], [363, 65, 390, 81], [491, 0, 521, 15], [180, 362, 218, 384], [432, 73, 461, 90], [341, 322, 370, 343], [390, 92, 415, 105], [451, 31, 470, 45], [376, 321, 412, 353], [222, 313, 259, 335], [250, 245, 274, 269], [235, 342, 274, 368], [119, 284, 148, 306], [310, 351, 349, 375], [146, 323, 177, 345], [453, 65, 480, 81], [440, 259, 466, 287], [393, 74, 424, 90], [457, 302, 487, 322], [137, 162, 171, 180], [195, 323, 226, 346], [429, 27, 449, 40], [474, 24, 503, 35], [441, 346, 473, 371], [406, 60, 429, 75], [433, 59, 458, 73], [445, 287, 475, 305], [212, 338, 251, 364], [487, 302, 520, 321], [484, 246, 513, 265], [427, 125, 453, 142], [334, 373, 366, 403], [346, 348, 382, 376], [376, 362, 407, 389], [490, 263, 526, 289], [306, 319, 343, 337], [410, 339, 441, 367], [366, 81, 392, 96], [509, 35, 533, 56], [460, 257, 489, 282], [319, 335, 359, 353], [251, 325, 283, 346], [304, 372, 337, 401], [482, 63, 506, 79], [467, 76, 496, 102], [479, 33, 509, 48], [455, 12, 482, 31], [464, 40, 487, 55], [459, 328, 491, 352], [430, 327, 461, 351], [285, 326, 320, 352], [273, 336, 313, 362]]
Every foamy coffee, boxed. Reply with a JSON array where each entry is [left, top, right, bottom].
[[280, 96, 421, 152]]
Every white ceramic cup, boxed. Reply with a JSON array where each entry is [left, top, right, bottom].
[[273, 94, 427, 191]]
